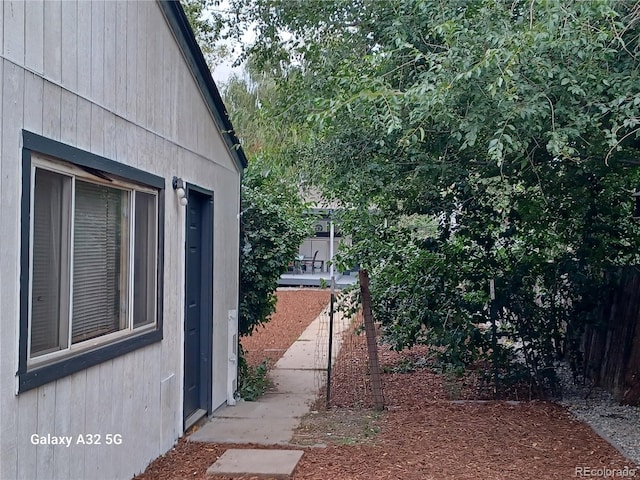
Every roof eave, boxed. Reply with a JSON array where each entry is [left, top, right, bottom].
[[157, 0, 248, 172]]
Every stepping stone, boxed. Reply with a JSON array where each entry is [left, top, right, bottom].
[[206, 448, 304, 478]]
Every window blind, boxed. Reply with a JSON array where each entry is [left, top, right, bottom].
[[72, 181, 126, 343]]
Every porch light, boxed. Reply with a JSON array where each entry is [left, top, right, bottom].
[[172, 176, 188, 206]]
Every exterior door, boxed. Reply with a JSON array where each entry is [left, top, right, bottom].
[[183, 187, 213, 428]]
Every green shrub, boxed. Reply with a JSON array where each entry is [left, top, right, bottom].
[[239, 157, 311, 337], [237, 352, 271, 401]]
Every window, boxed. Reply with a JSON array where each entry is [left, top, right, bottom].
[[19, 131, 164, 392]]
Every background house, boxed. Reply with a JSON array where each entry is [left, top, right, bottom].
[[299, 208, 345, 274], [279, 204, 357, 289], [0, 1, 246, 479]]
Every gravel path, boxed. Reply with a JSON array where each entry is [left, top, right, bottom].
[[557, 363, 640, 466]]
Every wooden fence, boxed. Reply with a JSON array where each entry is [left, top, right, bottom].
[[583, 266, 640, 405]]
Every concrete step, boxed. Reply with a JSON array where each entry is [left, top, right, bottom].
[[206, 448, 304, 478], [191, 417, 299, 445]]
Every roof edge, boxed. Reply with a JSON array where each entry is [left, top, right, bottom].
[[157, 0, 248, 171]]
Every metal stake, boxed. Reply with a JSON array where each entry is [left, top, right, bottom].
[[326, 275, 335, 409]]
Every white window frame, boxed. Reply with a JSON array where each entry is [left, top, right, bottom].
[[26, 155, 159, 368]]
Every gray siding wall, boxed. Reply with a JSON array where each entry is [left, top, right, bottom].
[[0, 2, 241, 479]]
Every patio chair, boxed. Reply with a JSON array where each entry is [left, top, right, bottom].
[[303, 250, 323, 273]]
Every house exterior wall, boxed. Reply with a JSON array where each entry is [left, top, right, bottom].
[[0, 2, 241, 479]]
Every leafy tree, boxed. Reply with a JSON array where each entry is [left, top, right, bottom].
[[183, 3, 311, 339], [238, 155, 310, 336], [220, 0, 640, 396], [223, 69, 311, 400], [181, 0, 231, 69], [221, 70, 312, 337]]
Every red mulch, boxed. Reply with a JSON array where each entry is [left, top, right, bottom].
[[241, 288, 330, 367], [135, 290, 635, 480], [294, 399, 628, 480]]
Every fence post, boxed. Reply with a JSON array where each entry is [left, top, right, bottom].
[[359, 269, 384, 411], [326, 276, 335, 409], [489, 278, 499, 400]]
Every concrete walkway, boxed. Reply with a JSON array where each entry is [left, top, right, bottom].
[[189, 304, 350, 445]]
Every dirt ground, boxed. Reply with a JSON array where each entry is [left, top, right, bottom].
[[135, 288, 635, 480]]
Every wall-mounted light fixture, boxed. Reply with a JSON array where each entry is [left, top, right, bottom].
[[172, 176, 188, 206]]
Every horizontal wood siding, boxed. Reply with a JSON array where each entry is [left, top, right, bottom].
[[0, 1, 242, 479]]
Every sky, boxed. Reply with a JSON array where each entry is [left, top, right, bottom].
[[207, 0, 252, 86], [213, 59, 239, 85]]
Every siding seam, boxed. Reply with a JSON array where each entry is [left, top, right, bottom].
[[0, 54, 239, 176]]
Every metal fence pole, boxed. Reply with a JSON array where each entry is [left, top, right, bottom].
[[326, 276, 335, 409]]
